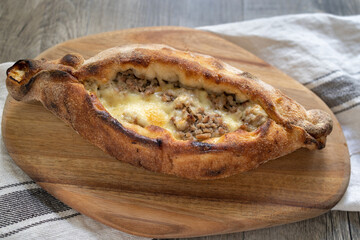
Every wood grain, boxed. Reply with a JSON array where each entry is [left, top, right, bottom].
[[243, 0, 360, 20], [1, 0, 360, 239], [2, 27, 350, 238]]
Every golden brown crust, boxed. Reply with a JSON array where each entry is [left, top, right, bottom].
[[6, 44, 333, 179]]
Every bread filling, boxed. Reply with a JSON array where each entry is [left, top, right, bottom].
[[84, 70, 268, 141]]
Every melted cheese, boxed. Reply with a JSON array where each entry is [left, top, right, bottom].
[[96, 85, 247, 134], [99, 89, 174, 131], [84, 74, 268, 140], [9, 69, 25, 83]]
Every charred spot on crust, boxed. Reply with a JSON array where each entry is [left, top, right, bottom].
[[49, 70, 72, 80], [204, 167, 227, 177], [86, 64, 101, 75], [316, 140, 326, 149], [124, 51, 151, 67], [304, 137, 317, 146], [60, 54, 83, 68], [61, 54, 77, 66], [9, 76, 19, 83], [15, 59, 35, 71], [50, 102, 58, 110], [304, 136, 326, 150], [128, 57, 149, 67], [191, 141, 214, 152], [156, 139, 163, 147], [257, 119, 272, 137], [23, 75, 35, 89], [203, 71, 213, 79]]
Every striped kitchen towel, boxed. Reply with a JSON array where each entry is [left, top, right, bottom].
[[1, 13, 360, 239]]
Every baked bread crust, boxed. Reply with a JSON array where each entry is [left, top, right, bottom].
[[6, 44, 333, 179]]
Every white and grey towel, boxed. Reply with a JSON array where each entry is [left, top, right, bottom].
[[1, 13, 360, 239]]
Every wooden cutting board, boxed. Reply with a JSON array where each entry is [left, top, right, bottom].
[[2, 26, 350, 238]]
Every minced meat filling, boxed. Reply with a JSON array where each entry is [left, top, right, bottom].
[[84, 70, 268, 141], [209, 93, 248, 113], [115, 70, 160, 96], [171, 99, 229, 140]]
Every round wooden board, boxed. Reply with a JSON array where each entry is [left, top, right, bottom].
[[2, 26, 350, 238]]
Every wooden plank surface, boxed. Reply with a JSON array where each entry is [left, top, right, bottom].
[[1, 0, 359, 239]]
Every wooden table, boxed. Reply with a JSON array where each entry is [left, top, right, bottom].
[[1, 1, 359, 239]]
